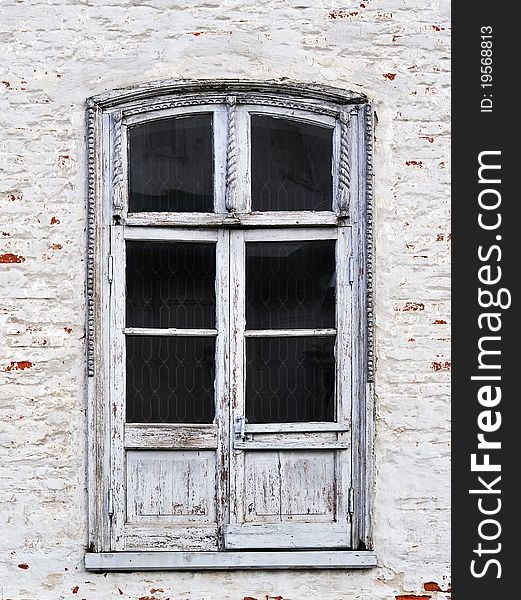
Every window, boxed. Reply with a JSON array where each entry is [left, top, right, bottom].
[[85, 82, 375, 570]]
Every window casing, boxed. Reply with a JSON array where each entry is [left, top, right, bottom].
[[85, 81, 375, 570]]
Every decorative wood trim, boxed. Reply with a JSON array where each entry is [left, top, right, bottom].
[[365, 103, 375, 383], [236, 93, 338, 117], [123, 95, 224, 118], [86, 100, 98, 378], [225, 96, 237, 212], [112, 111, 124, 216], [337, 110, 351, 218], [88, 79, 367, 110]]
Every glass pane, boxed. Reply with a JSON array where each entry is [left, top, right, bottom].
[[251, 115, 333, 212], [129, 114, 214, 212], [126, 336, 215, 423], [246, 240, 336, 330], [126, 242, 216, 329], [246, 336, 335, 423]]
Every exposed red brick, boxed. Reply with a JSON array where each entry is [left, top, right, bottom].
[[64, 327, 73, 334], [7, 192, 22, 201], [2, 232, 10, 236], [402, 302, 425, 312], [360, 2, 366, 7], [243, 597, 257, 600], [432, 25, 445, 31], [18, 563, 29, 569], [408, 338, 416, 342], [50, 216, 60, 225], [421, 135, 435, 143], [431, 361, 451, 372], [433, 319, 447, 325], [405, 160, 424, 168], [0, 253, 25, 263], [383, 73, 397, 80], [2, 80, 11, 89], [6, 361, 33, 372], [424, 582, 442, 592], [51, 243, 63, 250], [192, 31, 203, 36], [392, 35, 401, 42], [436, 233, 444, 241], [72, 586, 79, 594], [118, 589, 124, 596], [396, 596, 430, 600], [329, 10, 358, 19], [150, 590, 164, 595]]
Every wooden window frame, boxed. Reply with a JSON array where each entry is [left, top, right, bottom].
[[85, 80, 376, 571]]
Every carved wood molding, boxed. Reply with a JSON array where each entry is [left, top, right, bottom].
[[225, 95, 237, 212], [365, 103, 375, 383], [86, 100, 97, 377], [337, 110, 351, 217]]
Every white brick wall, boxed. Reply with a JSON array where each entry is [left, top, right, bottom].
[[0, 1, 450, 598]]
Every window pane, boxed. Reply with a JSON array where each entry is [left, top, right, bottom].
[[246, 240, 336, 330], [126, 242, 216, 329], [126, 336, 215, 423], [251, 115, 333, 212], [246, 336, 335, 423], [129, 114, 214, 212]]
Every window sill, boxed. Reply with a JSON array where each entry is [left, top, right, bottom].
[[85, 550, 377, 571]]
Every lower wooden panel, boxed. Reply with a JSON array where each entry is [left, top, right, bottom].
[[85, 550, 377, 571], [122, 523, 219, 551], [223, 523, 350, 549]]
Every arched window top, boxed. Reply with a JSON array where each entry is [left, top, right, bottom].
[[87, 80, 371, 226], [87, 79, 367, 113]]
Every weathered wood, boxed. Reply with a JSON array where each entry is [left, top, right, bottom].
[[234, 441, 349, 450], [125, 211, 338, 228], [126, 450, 216, 522], [120, 524, 219, 552], [244, 328, 336, 338], [85, 550, 378, 571], [243, 227, 337, 242], [245, 422, 349, 434], [88, 80, 367, 110], [124, 328, 217, 337], [224, 524, 349, 549], [123, 226, 218, 241], [124, 424, 218, 449]]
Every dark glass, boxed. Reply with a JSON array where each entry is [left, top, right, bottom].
[[251, 115, 333, 212], [246, 336, 335, 423], [246, 240, 336, 330], [126, 242, 216, 329], [129, 114, 213, 212], [126, 336, 215, 423]]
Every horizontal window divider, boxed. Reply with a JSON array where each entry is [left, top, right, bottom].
[[124, 328, 218, 337], [124, 212, 339, 228], [244, 422, 349, 434], [233, 440, 349, 450], [125, 423, 218, 450], [123, 226, 218, 242], [244, 328, 336, 338]]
